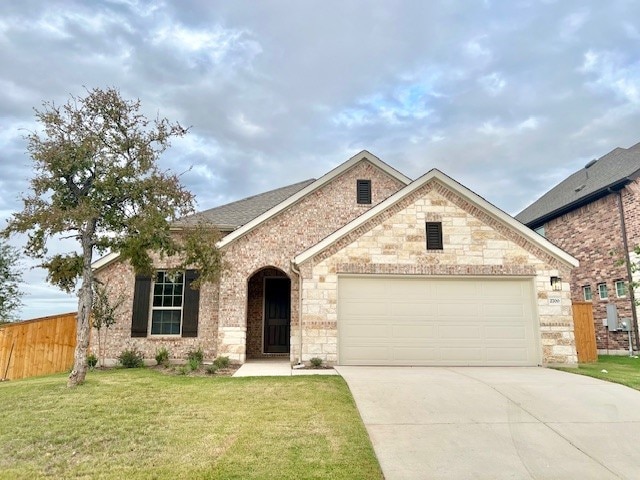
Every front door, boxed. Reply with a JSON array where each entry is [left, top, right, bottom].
[[263, 277, 291, 353]]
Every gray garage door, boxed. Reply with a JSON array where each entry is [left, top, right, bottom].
[[338, 276, 540, 366]]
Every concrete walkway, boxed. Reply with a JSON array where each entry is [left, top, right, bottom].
[[337, 366, 640, 480], [232, 359, 338, 377]]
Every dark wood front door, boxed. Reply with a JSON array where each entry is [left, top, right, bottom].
[[264, 277, 291, 353]]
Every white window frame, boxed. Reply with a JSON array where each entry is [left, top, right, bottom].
[[597, 283, 608, 300], [615, 280, 627, 298], [149, 270, 185, 336], [583, 285, 592, 301]]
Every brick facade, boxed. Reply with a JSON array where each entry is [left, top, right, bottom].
[[297, 179, 577, 365], [94, 253, 220, 365], [216, 160, 406, 362], [94, 155, 578, 366], [542, 179, 640, 352], [94, 159, 405, 363]]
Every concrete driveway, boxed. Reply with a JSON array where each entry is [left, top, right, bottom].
[[336, 366, 640, 480]]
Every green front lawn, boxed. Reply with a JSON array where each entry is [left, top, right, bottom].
[[0, 369, 382, 480], [557, 355, 640, 391]]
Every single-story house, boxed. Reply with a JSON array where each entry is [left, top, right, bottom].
[[93, 151, 579, 366]]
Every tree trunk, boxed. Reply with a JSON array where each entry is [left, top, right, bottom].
[[67, 231, 94, 387]]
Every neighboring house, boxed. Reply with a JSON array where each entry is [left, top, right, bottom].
[[93, 151, 578, 366], [516, 142, 640, 353]]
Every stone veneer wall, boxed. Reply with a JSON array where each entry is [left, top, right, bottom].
[[543, 179, 640, 351], [93, 253, 220, 365], [216, 160, 406, 362], [298, 180, 577, 365]]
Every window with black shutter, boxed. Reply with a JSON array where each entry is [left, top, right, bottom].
[[357, 179, 372, 204], [426, 222, 443, 250], [130, 270, 200, 338]]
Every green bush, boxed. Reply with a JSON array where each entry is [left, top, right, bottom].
[[87, 353, 98, 369], [187, 347, 204, 367], [213, 356, 230, 369], [117, 348, 144, 368], [176, 365, 189, 375], [188, 357, 201, 371], [205, 364, 218, 375], [310, 357, 323, 368], [155, 346, 170, 367]]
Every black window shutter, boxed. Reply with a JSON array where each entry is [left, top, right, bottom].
[[182, 270, 200, 338], [426, 222, 443, 250], [357, 179, 372, 204], [131, 275, 151, 337]]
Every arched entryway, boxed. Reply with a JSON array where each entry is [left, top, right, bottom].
[[246, 267, 291, 358]]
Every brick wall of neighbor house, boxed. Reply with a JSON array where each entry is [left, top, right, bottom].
[[216, 160, 406, 362], [93, 253, 220, 365], [298, 180, 577, 366], [543, 184, 640, 351]]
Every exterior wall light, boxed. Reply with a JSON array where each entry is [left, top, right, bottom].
[[550, 276, 562, 291]]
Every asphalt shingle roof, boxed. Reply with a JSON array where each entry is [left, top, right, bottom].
[[175, 178, 316, 230], [516, 142, 640, 226]]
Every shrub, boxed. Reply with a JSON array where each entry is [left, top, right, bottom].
[[87, 353, 98, 369], [205, 364, 218, 375], [118, 348, 144, 368], [188, 357, 201, 371], [310, 357, 323, 368], [176, 365, 189, 375], [187, 347, 204, 370], [155, 346, 170, 367], [213, 356, 230, 369]]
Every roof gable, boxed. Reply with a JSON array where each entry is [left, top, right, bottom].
[[294, 169, 578, 268], [216, 150, 411, 248], [516, 142, 640, 226], [92, 150, 411, 271]]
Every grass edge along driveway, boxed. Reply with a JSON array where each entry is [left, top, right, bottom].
[[554, 354, 640, 391], [0, 369, 383, 480]]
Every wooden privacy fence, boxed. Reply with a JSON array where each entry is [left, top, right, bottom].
[[572, 302, 597, 363], [0, 312, 76, 381]]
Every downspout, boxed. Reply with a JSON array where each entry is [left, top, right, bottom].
[[614, 188, 640, 351], [290, 260, 304, 365]]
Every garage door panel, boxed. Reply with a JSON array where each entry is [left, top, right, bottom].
[[342, 324, 390, 339], [439, 325, 482, 339], [340, 300, 390, 316], [391, 325, 437, 339], [338, 276, 539, 366], [486, 347, 529, 361], [392, 302, 437, 316], [437, 302, 481, 317], [393, 347, 439, 362], [485, 325, 528, 340]]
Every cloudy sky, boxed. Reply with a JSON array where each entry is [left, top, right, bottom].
[[1, 0, 640, 319]]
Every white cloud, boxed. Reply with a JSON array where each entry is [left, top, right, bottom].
[[581, 49, 640, 104], [478, 116, 540, 136], [478, 72, 506, 95], [560, 9, 590, 39]]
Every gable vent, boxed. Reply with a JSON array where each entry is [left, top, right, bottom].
[[356, 179, 372, 204], [426, 222, 443, 250]]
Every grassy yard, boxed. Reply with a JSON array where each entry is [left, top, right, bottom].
[[0, 369, 383, 480], [556, 355, 640, 391]]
